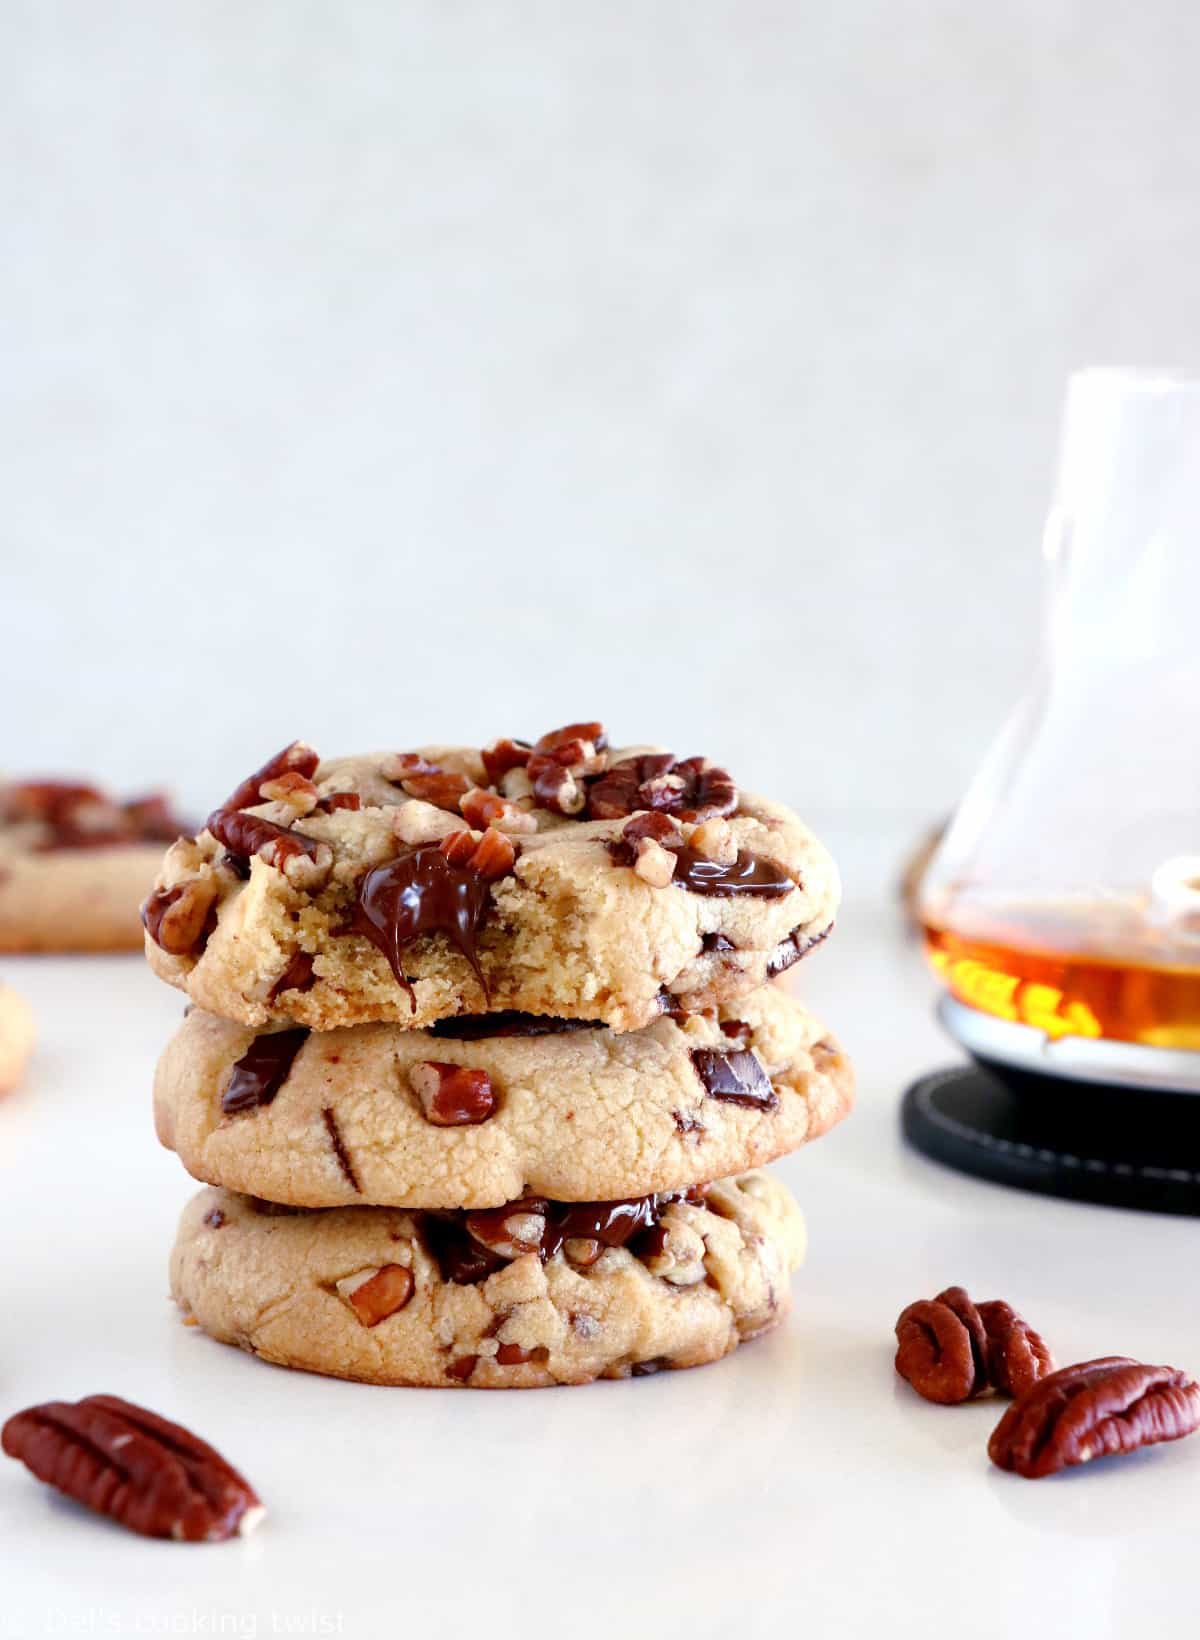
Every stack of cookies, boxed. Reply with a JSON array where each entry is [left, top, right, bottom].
[[144, 723, 852, 1387]]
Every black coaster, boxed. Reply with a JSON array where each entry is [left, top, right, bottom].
[[902, 1059, 1200, 1216]]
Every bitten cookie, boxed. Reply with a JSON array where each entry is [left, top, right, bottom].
[[142, 728, 838, 1031], [154, 986, 852, 1208], [170, 1172, 806, 1387], [0, 780, 187, 952], [0, 983, 35, 1094]]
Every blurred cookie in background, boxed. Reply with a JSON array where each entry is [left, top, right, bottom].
[[0, 982, 34, 1094], [0, 779, 190, 952]]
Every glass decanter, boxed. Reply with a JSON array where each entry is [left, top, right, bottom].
[[920, 369, 1200, 1091]]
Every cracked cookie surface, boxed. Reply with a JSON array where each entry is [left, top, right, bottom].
[[154, 985, 852, 1208], [0, 983, 34, 1094], [170, 1171, 805, 1387], [142, 733, 839, 1032]]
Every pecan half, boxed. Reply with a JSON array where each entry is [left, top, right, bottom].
[[988, 1357, 1200, 1478], [460, 787, 536, 835], [532, 721, 608, 755], [1, 1395, 263, 1542], [895, 1287, 989, 1404], [206, 809, 331, 889], [141, 880, 217, 956], [222, 742, 319, 813], [978, 1300, 1055, 1399], [409, 1061, 497, 1126]]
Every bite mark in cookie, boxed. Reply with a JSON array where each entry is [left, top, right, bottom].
[[143, 724, 839, 1032]]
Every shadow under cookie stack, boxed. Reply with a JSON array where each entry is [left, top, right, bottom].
[[143, 723, 852, 1388]]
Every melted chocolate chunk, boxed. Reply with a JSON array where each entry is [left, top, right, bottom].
[[222, 851, 252, 882], [609, 839, 793, 898], [428, 1189, 703, 1284], [203, 1208, 226, 1229], [690, 1047, 778, 1110], [539, 1195, 676, 1262], [425, 1216, 508, 1285], [701, 932, 736, 953], [322, 1107, 361, 1192], [671, 846, 794, 898], [221, 1029, 309, 1116], [353, 845, 494, 1005], [429, 1012, 600, 1041]]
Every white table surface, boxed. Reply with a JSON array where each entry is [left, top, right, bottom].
[[1, 898, 1197, 1640]]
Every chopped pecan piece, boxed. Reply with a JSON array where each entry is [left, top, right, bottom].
[[633, 838, 678, 886], [527, 754, 586, 816], [409, 1061, 497, 1126], [460, 787, 536, 834], [0, 1395, 263, 1542], [380, 754, 470, 811], [401, 770, 472, 809], [988, 1358, 1200, 1478], [258, 771, 319, 815], [588, 754, 736, 822], [438, 825, 516, 880], [621, 811, 681, 847], [335, 1265, 414, 1327], [480, 738, 531, 785]]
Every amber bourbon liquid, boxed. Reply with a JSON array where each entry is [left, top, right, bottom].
[[922, 898, 1200, 1050]]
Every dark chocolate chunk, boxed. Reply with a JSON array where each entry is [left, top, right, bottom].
[[221, 1028, 309, 1116], [429, 1012, 600, 1040], [321, 1107, 361, 1192], [690, 1047, 778, 1110]]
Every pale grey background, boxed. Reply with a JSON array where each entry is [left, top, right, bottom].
[[3, 0, 1198, 872]]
